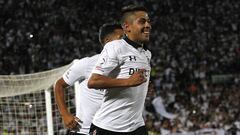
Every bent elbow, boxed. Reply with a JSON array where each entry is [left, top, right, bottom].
[[54, 78, 68, 92], [87, 79, 95, 88], [88, 74, 104, 89]]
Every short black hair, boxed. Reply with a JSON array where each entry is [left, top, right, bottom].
[[99, 22, 122, 45], [120, 4, 148, 25]]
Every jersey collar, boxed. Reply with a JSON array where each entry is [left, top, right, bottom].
[[123, 35, 148, 50]]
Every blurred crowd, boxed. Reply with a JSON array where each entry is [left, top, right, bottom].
[[144, 81, 239, 135], [0, 0, 239, 134], [1, 0, 239, 75]]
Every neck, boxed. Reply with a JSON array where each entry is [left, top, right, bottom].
[[126, 34, 143, 45], [123, 35, 147, 50]]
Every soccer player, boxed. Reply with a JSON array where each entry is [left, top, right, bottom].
[[88, 4, 152, 135], [54, 22, 124, 135]]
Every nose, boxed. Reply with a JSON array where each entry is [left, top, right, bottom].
[[145, 21, 151, 29]]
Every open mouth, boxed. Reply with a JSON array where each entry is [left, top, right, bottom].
[[142, 31, 150, 37], [140, 28, 150, 38], [141, 29, 150, 35]]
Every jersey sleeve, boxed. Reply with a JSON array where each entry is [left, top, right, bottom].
[[63, 58, 88, 86], [92, 42, 120, 76]]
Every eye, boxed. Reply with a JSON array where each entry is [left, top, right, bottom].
[[138, 18, 151, 25], [147, 19, 151, 24], [138, 19, 146, 24]]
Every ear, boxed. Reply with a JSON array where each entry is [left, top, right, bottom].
[[103, 38, 110, 45], [122, 22, 131, 32]]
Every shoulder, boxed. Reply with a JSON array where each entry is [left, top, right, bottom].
[[74, 54, 99, 64], [88, 54, 100, 60], [72, 57, 88, 65], [103, 39, 126, 50], [71, 56, 92, 69], [102, 39, 129, 56]]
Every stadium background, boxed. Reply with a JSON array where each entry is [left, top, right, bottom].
[[0, 0, 239, 134]]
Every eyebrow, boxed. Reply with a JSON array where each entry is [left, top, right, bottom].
[[138, 17, 150, 22]]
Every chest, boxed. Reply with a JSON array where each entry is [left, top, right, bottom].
[[118, 48, 151, 77], [121, 48, 150, 68]]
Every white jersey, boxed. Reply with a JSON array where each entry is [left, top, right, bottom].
[[63, 54, 104, 135], [91, 37, 151, 132]]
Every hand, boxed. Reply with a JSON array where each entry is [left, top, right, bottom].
[[62, 114, 82, 131], [127, 69, 147, 87]]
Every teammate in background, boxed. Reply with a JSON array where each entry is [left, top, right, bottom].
[[54, 22, 124, 135], [88, 4, 152, 135]]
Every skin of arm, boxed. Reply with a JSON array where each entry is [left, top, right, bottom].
[[54, 78, 81, 130], [88, 69, 147, 89]]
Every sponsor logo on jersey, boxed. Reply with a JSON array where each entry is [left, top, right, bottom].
[[129, 68, 150, 77]]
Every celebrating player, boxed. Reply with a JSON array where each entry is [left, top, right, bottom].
[[88, 4, 152, 135]]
